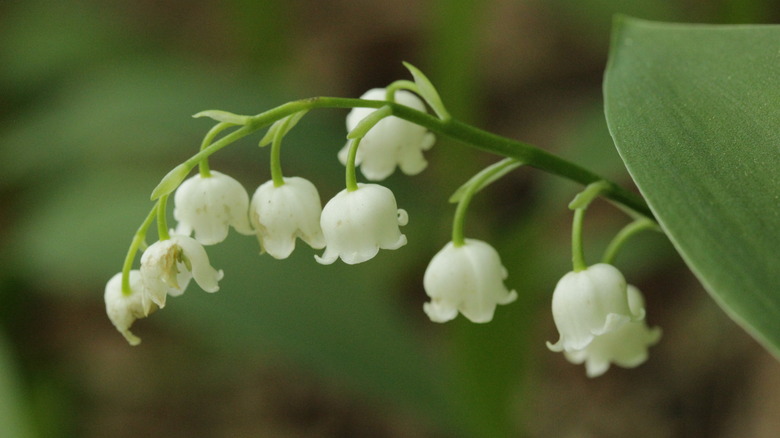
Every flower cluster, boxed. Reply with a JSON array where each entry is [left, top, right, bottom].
[[547, 264, 661, 377], [105, 64, 661, 378]]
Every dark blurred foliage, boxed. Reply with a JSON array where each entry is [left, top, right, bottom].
[[1, 0, 780, 437]]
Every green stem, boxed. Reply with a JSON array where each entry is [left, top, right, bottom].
[[452, 158, 521, 247], [156, 195, 170, 241], [197, 122, 233, 177], [345, 137, 361, 192], [602, 218, 660, 265], [571, 208, 587, 272], [570, 181, 609, 272], [121, 206, 158, 296], [385, 80, 418, 101], [160, 97, 654, 221], [270, 120, 286, 187], [344, 105, 393, 192]]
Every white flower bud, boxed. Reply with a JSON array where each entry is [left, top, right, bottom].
[[315, 183, 407, 265], [173, 170, 253, 245], [423, 239, 518, 323], [547, 264, 644, 353], [104, 270, 153, 346], [563, 286, 662, 377], [339, 89, 435, 181], [140, 235, 223, 311], [250, 177, 326, 259]]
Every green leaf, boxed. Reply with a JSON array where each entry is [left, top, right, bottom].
[[604, 17, 780, 357], [403, 62, 451, 120], [192, 110, 249, 125]]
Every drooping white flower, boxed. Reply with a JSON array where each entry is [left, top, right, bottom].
[[423, 239, 518, 323], [173, 170, 253, 245], [140, 235, 223, 310], [104, 270, 154, 346], [315, 183, 407, 265], [547, 263, 644, 353], [338, 89, 436, 181], [563, 285, 661, 377], [250, 177, 326, 259]]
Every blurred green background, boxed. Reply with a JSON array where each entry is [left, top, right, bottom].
[[1, 1, 779, 437]]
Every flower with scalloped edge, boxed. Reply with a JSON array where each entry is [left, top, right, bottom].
[[173, 170, 254, 245], [315, 183, 407, 265], [423, 239, 518, 323], [338, 89, 435, 181], [140, 235, 223, 311], [250, 176, 326, 259], [105, 270, 155, 346], [547, 263, 645, 354], [563, 285, 661, 377]]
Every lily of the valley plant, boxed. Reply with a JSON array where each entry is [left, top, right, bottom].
[[106, 62, 661, 377]]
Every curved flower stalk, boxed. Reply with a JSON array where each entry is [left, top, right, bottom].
[[564, 285, 662, 377], [315, 183, 408, 265], [140, 235, 223, 310], [250, 176, 326, 259], [104, 270, 153, 346], [338, 88, 436, 181], [173, 170, 254, 245], [546, 263, 644, 353], [423, 239, 518, 323]]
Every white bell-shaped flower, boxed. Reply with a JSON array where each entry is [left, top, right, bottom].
[[250, 177, 326, 259], [140, 235, 223, 310], [547, 263, 644, 353], [563, 285, 661, 377], [104, 270, 154, 346], [315, 183, 408, 265], [423, 239, 518, 323], [338, 89, 435, 181], [173, 170, 253, 245]]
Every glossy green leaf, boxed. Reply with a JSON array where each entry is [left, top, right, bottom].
[[604, 17, 780, 357]]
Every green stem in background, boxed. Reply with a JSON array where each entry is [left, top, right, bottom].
[[156, 195, 170, 241], [197, 122, 234, 178], [569, 181, 610, 272], [451, 158, 523, 247], [152, 97, 655, 223], [121, 206, 158, 296], [602, 218, 660, 265]]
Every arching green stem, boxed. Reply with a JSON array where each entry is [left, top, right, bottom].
[[270, 119, 287, 187], [452, 158, 523, 247], [152, 97, 655, 223], [602, 218, 660, 265], [571, 208, 588, 272], [345, 137, 361, 192], [569, 181, 610, 272], [120, 206, 158, 296], [198, 122, 234, 178], [344, 105, 393, 192], [385, 80, 419, 101], [156, 195, 170, 241]]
